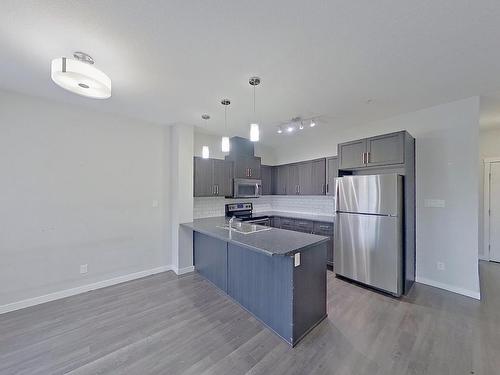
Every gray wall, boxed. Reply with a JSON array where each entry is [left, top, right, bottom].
[[0, 90, 167, 307]]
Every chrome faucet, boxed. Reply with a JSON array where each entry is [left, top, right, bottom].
[[228, 216, 236, 231]]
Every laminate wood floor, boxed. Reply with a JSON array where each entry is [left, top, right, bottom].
[[1, 261, 500, 375]]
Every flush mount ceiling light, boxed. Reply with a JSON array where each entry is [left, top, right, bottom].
[[310, 120, 316, 127], [221, 99, 231, 153], [249, 76, 261, 142], [51, 52, 111, 99]]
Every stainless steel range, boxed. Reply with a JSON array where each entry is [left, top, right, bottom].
[[225, 203, 270, 226]]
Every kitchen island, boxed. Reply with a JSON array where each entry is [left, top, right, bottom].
[[181, 217, 329, 346]]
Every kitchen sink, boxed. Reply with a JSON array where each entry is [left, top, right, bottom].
[[217, 222, 272, 234]]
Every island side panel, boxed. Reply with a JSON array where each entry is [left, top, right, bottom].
[[292, 242, 328, 345], [194, 232, 228, 292], [227, 244, 294, 344]]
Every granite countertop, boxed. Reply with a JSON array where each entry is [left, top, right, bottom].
[[181, 216, 329, 257], [254, 210, 335, 223]]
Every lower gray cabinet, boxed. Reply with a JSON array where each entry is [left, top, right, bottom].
[[313, 221, 334, 266], [280, 217, 295, 230], [294, 219, 313, 233]]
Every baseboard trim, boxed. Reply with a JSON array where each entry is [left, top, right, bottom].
[[478, 254, 489, 261], [172, 265, 195, 275], [416, 276, 481, 300], [0, 265, 171, 315]]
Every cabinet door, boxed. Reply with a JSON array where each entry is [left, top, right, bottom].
[[213, 159, 233, 197], [280, 217, 294, 230], [297, 161, 313, 195], [275, 165, 289, 195], [311, 158, 326, 195], [338, 139, 367, 169], [287, 164, 299, 195], [247, 157, 261, 179], [194, 157, 214, 197], [294, 219, 313, 233], [260, 165, 273, 195], [313, 222, 334, 266], [233, 158, 249, 179], [366, 132, 405, 166], [326, 157, 338, 196]]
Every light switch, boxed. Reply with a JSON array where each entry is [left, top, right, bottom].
[[294, 253, 301, 267], [152, 200, 159, 208], [424, 199, 445, 208]]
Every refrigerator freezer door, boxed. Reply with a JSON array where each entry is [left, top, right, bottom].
[[334, 212, 403, 296], [337, 174, 402, 216]]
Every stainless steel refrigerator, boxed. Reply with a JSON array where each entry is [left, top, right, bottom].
[[334, 174, 404, 296]]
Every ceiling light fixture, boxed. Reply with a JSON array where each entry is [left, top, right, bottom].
[[287, 126, 294, 133], [299, 121, 304, 130], [221, 99, 231, 153], [51, 52, 111, 99], [310, 120, 316, 127], [277, 127, 283, 134], [249, 76, 261, 142], [201, 114, 210, 158]]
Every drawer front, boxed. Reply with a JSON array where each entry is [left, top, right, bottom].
[[280, 217, 295, 230], [313, 221, 334, 235], [294, 219, 313, 233]]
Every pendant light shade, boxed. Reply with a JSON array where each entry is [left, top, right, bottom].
[[51, 52, 111, 99], [221, 136, 230, 152], [202, 146, 210, 159], [250, 123, 260, 142]]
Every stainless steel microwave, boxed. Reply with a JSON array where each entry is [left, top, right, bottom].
[[233, 178, 262, 198]]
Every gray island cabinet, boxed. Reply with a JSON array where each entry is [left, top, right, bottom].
[[181, 217, 329, 346]]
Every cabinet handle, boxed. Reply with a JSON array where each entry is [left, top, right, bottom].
[[326, 183, 329, 194], [319, 225, 331, 230], [367, 152, 370, 163], [249, 168, 252, 177], [216, 185, 219, 195]]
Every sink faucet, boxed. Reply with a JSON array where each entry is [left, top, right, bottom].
[[228, 216, 236, 231]]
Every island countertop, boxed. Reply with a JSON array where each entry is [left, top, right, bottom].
[[181, 216, 329, 257]]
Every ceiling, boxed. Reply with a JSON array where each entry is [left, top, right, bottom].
[[2, 0, 500, 146]]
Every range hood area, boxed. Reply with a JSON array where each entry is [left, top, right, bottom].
[[225, 137, 262, 198]]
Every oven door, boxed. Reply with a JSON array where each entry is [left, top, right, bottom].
[[233, 179, 261, 198]]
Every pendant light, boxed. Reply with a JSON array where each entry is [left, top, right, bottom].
[[51, 52, 111, 99], [221, 99, 231, 152], [249, 76, 261, 142], [201, 114, 210, 158]]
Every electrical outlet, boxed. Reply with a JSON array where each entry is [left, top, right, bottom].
[[152, 200, 159, 208], [294, 253, 301, 267], [437, 262, 445, 271], [80, 264, 88, 274]]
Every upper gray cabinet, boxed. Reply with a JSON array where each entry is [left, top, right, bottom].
[[194, 157, 214, 197], [213, 159, 233, 197], [310, 158, 326, 195], [273, 165, 288, 195], [326, 157, 338, 196], [194, 157, 233, 197], [260, 165, 273, 195], [338, 131, 407, 170], [366, 132, 405, 166], [232, 156, 261, 179]]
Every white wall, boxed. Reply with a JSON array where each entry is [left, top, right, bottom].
[[194, 131, 277, 165], [479, 127, 500, 259], [0, 90, 168, 308], [274, 97, 481, 299]]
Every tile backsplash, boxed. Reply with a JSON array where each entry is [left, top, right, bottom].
[[193, 195, 335, 219]]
